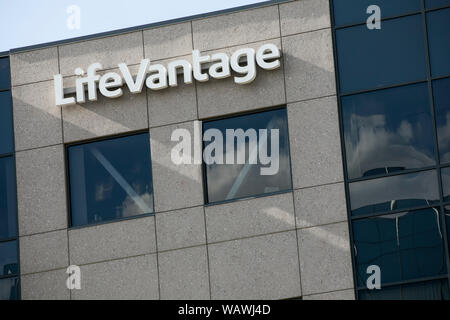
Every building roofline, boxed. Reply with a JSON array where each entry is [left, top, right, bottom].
[[6, 0, 290, 55]]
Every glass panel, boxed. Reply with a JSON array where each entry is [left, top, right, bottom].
[[0, 91, 13, 155], [68, 133, 154, 227], [349, 170, 439, 216], [203, 108, 292, 203], [333, 0, 421, 26], [427, 8, 450, 77], [433, 77, 450, 164], [0, 240, 18, 276], [443, 168, 450, 202], [0, 58, 10, 90], [0, 277, 19, 300], [359, 279, 450, 300], [0, 157, 17, 239], [353, 208, 447, 287], [342, 83, 435, 180], [426, 0, 450, 9], [336, 15, 427, 94]]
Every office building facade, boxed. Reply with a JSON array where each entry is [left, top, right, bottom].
[[0, 0, 450, 300]]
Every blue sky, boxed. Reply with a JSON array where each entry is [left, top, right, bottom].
[[0, 0, 269, 52]]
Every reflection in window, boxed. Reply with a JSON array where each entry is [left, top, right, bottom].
[[349, 170, 439, 216], [446, 206, 450, 256], [336, 15, 427, 93], [0, 58, 10, 91], [433, 77, 450, 164], [203, 108, 292, 204], [333, 0, 421, 26], [359, 279, 449, 300], [353, 208, 447, 287], [427, 8, 450, 77], [0, 241, 17, 277], [0, 157, 17, 239], [426, 0, 450, 9], [443, 168, 450, 202], [68, 133, 154, 227], [0, 277, 19, 300], [0, 91, 13, 155], [342, 83, 435, 180]]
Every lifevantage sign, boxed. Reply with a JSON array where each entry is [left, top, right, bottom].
[[53, 43, 281, 107]]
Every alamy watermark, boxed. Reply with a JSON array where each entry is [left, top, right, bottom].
[[170, 121, 280, 176], [66, 265, 81, 290], [367, 5, 381, 29], [66, 5, 81, 30]]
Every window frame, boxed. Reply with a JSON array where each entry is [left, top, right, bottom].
[[65, 130, 156, 229], [201, 105, 294, 206]]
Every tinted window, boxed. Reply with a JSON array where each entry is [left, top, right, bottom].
[[68, 133, 154, 227], [349, 170, 439, 216], [426, 0, 450, 9], [0, 91, 13, 155], [353, 208, 447, 287], [0, 58, 10, 91], [433, 78, 450, 164], [0, 157, 17, 239], [333, 0, 421, 26], [203, 108, 292, 203], [446, 206, 450, 255], [0, 277, 19, 300], [359, 279, 450, 300], [342, 83, 435, 180], [443, 167, 450, 202], [0, 241, 17, 277], [427, 9, 450, 77], [336, 15, 427, 93]]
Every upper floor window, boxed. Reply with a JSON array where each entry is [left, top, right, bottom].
[[203, 108, 292, 204], [426, 8, 450, 77], [67, 132, 154, 227], [0, 157, 17, 239], [426, 0, 450, 9], [0, 58, 10, 91], [342, 83, 435, 180], [0, 91, 13, 156], [433, 77, 450, 164], [336, 14, 427, 94]]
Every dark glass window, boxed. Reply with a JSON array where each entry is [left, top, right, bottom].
[[353, 208, 447, 287], [433, 77, 450, 164], [0, 157, 17, 239], [0, 277, 19, 300], [426, 0, 450, 10], [0, 58, 10, 91], [342, 83, 435, 180], [0, 91, 13, 156], [427, 8, 450, 78], [349, 170, 439, 216], [446, 206, 450, 254], [333, 0, 421, 26], [336, 15, 427, 94], [203, 108, 292, 204], [68, 133, 154, 227], [0, 241, 18, 277], [442, 167, 450, 202], [359, 279, 450, 300]]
